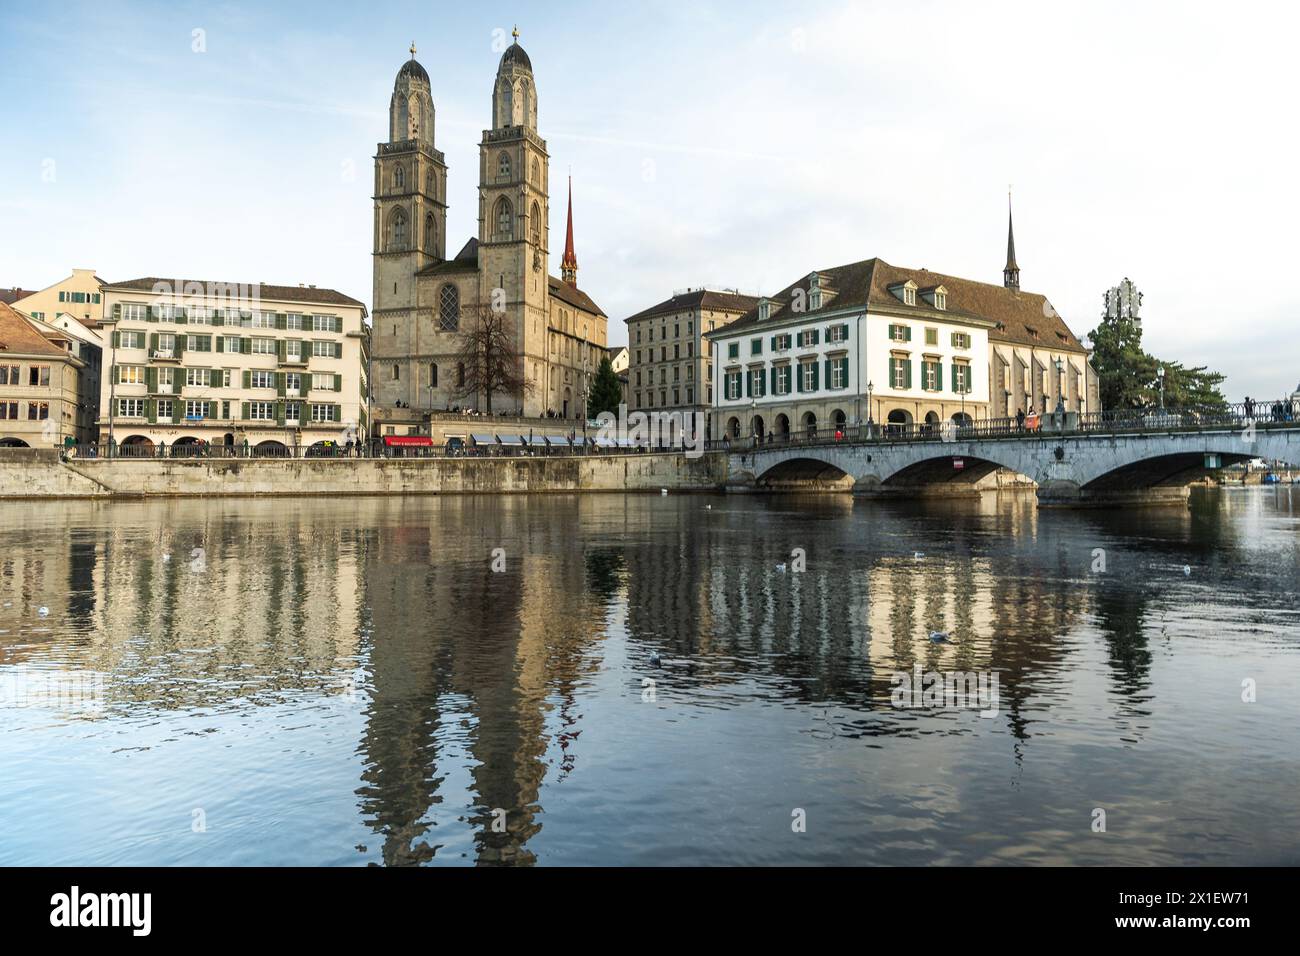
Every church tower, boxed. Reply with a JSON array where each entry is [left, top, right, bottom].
[[1003, 191, 1020, 292], [373, 43, 448, 405], [477, 28, 550, 413]]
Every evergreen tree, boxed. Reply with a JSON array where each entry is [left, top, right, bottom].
[[1087, 308, 1226, 412], [587, 356, 623, 418]]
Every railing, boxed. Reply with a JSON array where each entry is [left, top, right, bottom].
[[57, 438, 657, 461], [709, 399, 1300, 453]]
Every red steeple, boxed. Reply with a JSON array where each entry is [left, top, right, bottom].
[[561, 176, 578, 285]]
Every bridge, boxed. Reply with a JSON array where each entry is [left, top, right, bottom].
[[722, 403, 1300, 507]]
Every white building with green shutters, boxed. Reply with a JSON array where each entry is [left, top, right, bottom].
[[96, 278, 368, 452]]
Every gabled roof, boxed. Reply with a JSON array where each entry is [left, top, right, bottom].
[[102, 277, 366, 310], [0, 301, 69, 357], [416, 237, 481, 276], [0, 287, 35, 306], [712, 257, 1086, 352], [624, 289, 761, 324], [548, 276, 604, 317]]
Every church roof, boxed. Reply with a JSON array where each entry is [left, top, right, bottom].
[[0, 300, 68, 357], [102, 277, 366, 310], [415, 237, 604, 316], [397, 57, 429, 85], [709, 257, 1087, 352], [548, 276, 604, 317], [499, 42, 532, 72], [624, 289, 761, 323]]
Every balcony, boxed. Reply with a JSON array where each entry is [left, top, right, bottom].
[[151, 349, 179, 362], [279, 352, 309, 367]]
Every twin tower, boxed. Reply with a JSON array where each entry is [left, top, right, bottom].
[[371, 32, 605, 417]]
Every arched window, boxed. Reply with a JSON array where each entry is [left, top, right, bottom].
[[530, 201, 541, 246], [430, 363, 438, 387], [531, 158, 540, 186], [425, 213, 436, 251], [394, 165, 405, 190], [438, 284, 459, 331], [389, 210, 408, 250], [498, 152, 511, 179], [456, 362, 465, 387], [494, 198, 513, 240]]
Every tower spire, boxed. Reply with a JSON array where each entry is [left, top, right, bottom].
[[561, 175, 578, 286], [1003, 188, 1020, 291]]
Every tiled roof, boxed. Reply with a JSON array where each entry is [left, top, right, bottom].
[[548, 276, 605, 317], [0, 301, 69, 357], [415, 237, 605, 316], [102, 277, 366, 310], [713, 257, 1087, 352], [624, 289, 761, 324], [0, 288, 35, 306]]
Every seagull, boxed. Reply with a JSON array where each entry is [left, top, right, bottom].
[[162, 553, 171, 563], [37, 606, 49, 618], [913, 551, 925, 560], [928, 631, 949, 643], [705, 504, 712, 510], [661, 488, 668, 496], [1183, 565, 1192, 576], [775, 563, 787, 573], [649, 651, 662, 667]]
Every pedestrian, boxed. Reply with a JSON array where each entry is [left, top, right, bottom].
[[1245, 396, 1255, 420], [1016, 408, 1025, 431]]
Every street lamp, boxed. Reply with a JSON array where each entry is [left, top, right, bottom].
[[1054, 356, 1065, 418], [1157, 365, 1166, 411], [866, 379, 875, 438]]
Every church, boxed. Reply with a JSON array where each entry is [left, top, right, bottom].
[[371, 31, 608, 419]]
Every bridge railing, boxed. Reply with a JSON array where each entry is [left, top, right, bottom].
[[709, 398, 1299, 452]]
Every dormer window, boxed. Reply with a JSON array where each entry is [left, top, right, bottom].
[[919, 284, 947, 310], [890, 280, 918, 306], [807, 272, 823, 310], [757, 298, 771, 322], [935, 291, 946, 310]]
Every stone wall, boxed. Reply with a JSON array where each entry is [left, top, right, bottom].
[[0, 449, 728, 499]]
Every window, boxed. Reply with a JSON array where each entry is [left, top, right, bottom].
[[285, 340, 302, 361], [121, 303, 147, 321], [830, 357, 848, 389], [495, 198, 513, 239], [248, 337, 272, 355], [393, 364, 400, 381], [28, 365, 51, 386], [456, 363, 465, 387], [430, 363, 438, 387], [311, 404, 337, 423], [120, 331, 144, 349], [925, 327, 938, 346], [187, 334, 212, 352], [312, 314, 337, 333], [951, 331, 971, 349], [498, 152, 511, 178], [187, 367, 210, 387], [158, 367, 174, 387], [285, 313, 304, 330], [391, 210, 408, 249], [889, 324, 911, 343], [891, 355, 911, 389], [251, 370, 275, 389], [312, 372, 334, 391], [775, 365, 791, 395], [249, 401, 275, 420], [439, 284, 459, 331], [312, 340, 334, 357], [725, 370, 742, 400], [727, 342, 739, 360], [953, 363, 971, 394], [922, 360, 940, 392], [157, 399, 173, 419], [751, 338, 762, 356], [285, 402, 302, 422], [224, 335, 242, 353], [285, 373, 301, 392], [750, 368, 765, 397], [394, 165, 405, 190], [904, 286, 916, 306], [935, 291, 947, 310], [426, 213, 436, 250], [0, 365, 17, 385], [797, 328, 820, 348], [250, 311, 275, 329], [27, 401, 49, 420], [797, 362, 814, 392], [188, 308, 210, 325], [119, 366, 144, 385], [185, 401, 208, 419], [826, 324, 848, 344], [0, 401, 16, 419], [117, 398, 145, 417]]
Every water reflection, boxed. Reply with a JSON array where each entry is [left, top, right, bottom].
[[1, 485, 1298, 865]]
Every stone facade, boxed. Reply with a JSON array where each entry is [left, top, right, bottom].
[[0, 301, 97, 446], [370, 38, 607, 420]]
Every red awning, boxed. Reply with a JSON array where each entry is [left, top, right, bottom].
[[383, 435, 433, 446]]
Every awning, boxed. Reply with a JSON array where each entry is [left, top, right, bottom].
[[496, 434, 526, 446], [469, 433, 496, 445], [543, 435, 571, 447], [383, 435, 432, 446]]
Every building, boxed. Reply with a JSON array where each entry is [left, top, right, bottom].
[[624, 288, 760, 433], [606, 345, 630, 405], [96, 278, 368, 453], [31, 312, 104, 442], [0, 300, 96, 446], [706, 222, 1095, 440], [9, 269, 104, 324], [370, 35, 608, 420], [0, 287, 37, 307]]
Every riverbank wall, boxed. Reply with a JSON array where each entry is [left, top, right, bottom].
[[0, 450, 730, 499]]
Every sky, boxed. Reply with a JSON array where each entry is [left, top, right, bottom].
[[1, 0, 1297, 398]]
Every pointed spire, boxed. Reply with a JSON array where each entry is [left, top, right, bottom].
[[561, 175, 579, 286], [1003, 188, 1020, 291]]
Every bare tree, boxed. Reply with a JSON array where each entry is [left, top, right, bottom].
[[450, 302, 533, 414]]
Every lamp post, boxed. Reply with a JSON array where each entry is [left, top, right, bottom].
[[866, 379, 874, 438], [1054, 356, 1065, 416], [1157, 365, 1165, 412]]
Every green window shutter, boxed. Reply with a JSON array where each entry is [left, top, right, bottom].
[[112, 303, 121, 320], [149, 332, 159, 352], [333, 373, 341, 392], [216, 337, 224, 353], [812, 328, 820, 345], [213, 313, 224, 327], [209, 368, 221, 388], [812, 362, 820, 391], [241, 401, 250, 420], [334, 316, 342, 333], [905, 360, 913, 389], [795, 365, 803, 393], [111, 365, 120, 384], [172, 374, 183, 395], [111, 331, 120, 348], [334, 342, 342, 359], [241, 338, 251, 355], [824, 358, 831, 388], [146, 400, 156, 424], [242, 370, 251, 389], [276, 372, 286, 396], [145, 305, 154, 322], [276, 313, 286, 330], [175, 336, 186, 358], [276, 402, 286, 426], [277, 339, 286, 362], [145, 367, 157, 392], [299, 338, 307, 359], [175, 311, 187, 325], [744, 369, 751, 398], [771, 367, 778, 394]]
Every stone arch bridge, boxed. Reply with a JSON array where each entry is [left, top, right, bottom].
[[725, 421, 1300, 506]]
